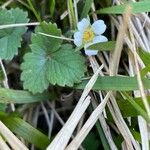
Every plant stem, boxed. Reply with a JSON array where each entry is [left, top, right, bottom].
[[27, 0, 42, 22], [67, 0, 76, 29]]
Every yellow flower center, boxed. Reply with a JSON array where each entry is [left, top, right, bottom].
[[83, 28, 94, 43]]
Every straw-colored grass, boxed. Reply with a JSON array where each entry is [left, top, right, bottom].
[[0, 0, 150, 149]]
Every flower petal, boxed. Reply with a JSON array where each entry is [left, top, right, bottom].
[[91, 20, 106, 35], [73, 31, 82, 47], [93, 35, 108, 43], [77, 18, 90, 32], [84, 43, 98, 56], [84, 50, 98, 56], [84, 35, 108, 56]]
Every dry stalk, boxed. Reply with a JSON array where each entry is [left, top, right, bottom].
[[47, 96, 91, 150], [1, 0, 14, 9], [0, 121, 28, 150], [46, 65, 103, 150], [109, 6, 131, 75], [89, 57, 117, 150], [128, 18, 150, 116], [128, 16, 150, 150], [65, 92, 111, 150], [0, 135, 11, 150], [47, 102, 85, 150], [89, 3, 139, 150], [0, 22, 40, 29]]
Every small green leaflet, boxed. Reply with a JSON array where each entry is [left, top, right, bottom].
[[21, 22, 86, 93], [0, 8, 29, 60]]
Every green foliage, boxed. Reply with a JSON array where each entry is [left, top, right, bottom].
[[141, 64, 150, 77], [0, 88, 51, 104], [0, 104, 6, 112], [1, 1, 150, 149], [0, 8, 29, 60], [87, 41, 116, 51], [81, 0, 93, 19], [138, 48, 150, 66], [121, 92, 150, 123], [76, 76, 150, 91], [138, 48, 150, 76], [116, 96, 150, 118], [67, 0, 76, 29], [83, 133, 100, 150], [0, 112, 50, 149], [21, 22, 86, 93], [97, 1, 150, 14], [0, 69, 4, 81], [49, 0, 55, 17]]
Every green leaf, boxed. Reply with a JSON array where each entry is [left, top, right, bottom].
[[97, 1, 150, 14], [0, 112, 50, 149], [0, 103, 6, 112], [76, 76, 150, 91], [0, 9, 14, 37], [0, 88, 51, 104], [0, 69, 4, 81], [116, 96, 150, 118], [138, 48, 150, 66], [138, 49, 150, 76], [89, 106, 110, 150], [21, 22, 86, 93], [0, 8, 29, 60], [87, 41, 116, 51], [49, 0, 55, 17], [83, 133, 100, 150], [121, 92, 150, 123], [131, 129, 141, 143], [141, 64, 150, 77], [80, 0, 93, 19], [67, 0, 76, 29]]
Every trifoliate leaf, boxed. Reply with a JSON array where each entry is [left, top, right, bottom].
[[21, 22, 86, 93], [21, 44, 86, 93], [0, 8, 29, 60]]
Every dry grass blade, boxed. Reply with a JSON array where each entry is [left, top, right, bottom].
[[89, 57, 117, 150], [46, 65, 104, 150], [47, 96, 90, 150], [0, 135, 11, 150], [128, 17, 150, 117], [65, 92, 111, 150], [109, 6, 131, 75], [88, 3, 139, 149], [138, 116, 149, 150], [128, 15, 150, 150], [0, 121, 28, 150], [0, 22, 40, 29], [1, 0, 13, 9], [89, 3, 139, 149], [107, 4, 140, 150]]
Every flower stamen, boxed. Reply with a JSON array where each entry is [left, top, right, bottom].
[[83, 28, 94, 43]]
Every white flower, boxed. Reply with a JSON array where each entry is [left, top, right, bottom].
[[74, 18, 108, 56]]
